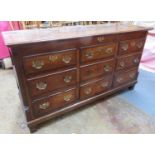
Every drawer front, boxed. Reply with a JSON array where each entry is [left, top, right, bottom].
[[32, 88, 78, 117], [80, 43, 117, 63], [118, 31, 147, 41], [88, 34, 117, 45], [116, 53, 142, 71], [119, 38, 145, 55], [80, 59, 115, 82], [27, 69, 77, 98], [80, 76, 112, 100], [114, 68, 138, 87], [23, 49, 77, 75]]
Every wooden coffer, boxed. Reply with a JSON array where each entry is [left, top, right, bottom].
[[2, 24, 151, 132]]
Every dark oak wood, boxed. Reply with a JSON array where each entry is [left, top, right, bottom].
[[80, 58, 115, 82], [114, 67, 138, 87], [2, 24, 151, 133], [2, 24, 151, 46], [80, 75, 113, 100], [27, 80, 138, 128], [23, 49, 77, 75], [32, 87, 78, 117], [119, 38, 145, 55], [116, 53, 142, 71], [80, 43, 117, 63], [27, 68, 77, 98]]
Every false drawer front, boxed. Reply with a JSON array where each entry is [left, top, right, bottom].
[[27, 68, 77, 98], [116, 53, 142, 71], [23, 49, 77, 75], [114, 68, 138, 87], [80, 75, 112, 100], [119, 38, 145, 55], [32, 88, 78, 117], [88, 35, 117, 44], [80, 43, 117, 63], [80, 59, 115, 82], [118, 31, 147, 41]]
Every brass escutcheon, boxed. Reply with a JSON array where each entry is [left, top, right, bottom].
[[97, 36, 105, 42], [49, 55, 58, 62]]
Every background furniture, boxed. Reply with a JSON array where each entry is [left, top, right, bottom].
[[0, 21, 22, 68], [20, 21, 120, 29]]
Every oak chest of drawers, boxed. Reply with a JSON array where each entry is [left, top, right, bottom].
[[2, 24, 151, 132]]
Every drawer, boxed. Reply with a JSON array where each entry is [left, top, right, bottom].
[[119, 38, 145, 55], [116, 53, 142, 71], [80, 59, 115, 82], [23, 49, 77, 75], [32, 88, 78, 117], [81, 34, 117, 45], [118, 31, 147, 41], [80, 43, 117, 63], [80, 76, 112, 100], [27, 68, 77, 98], [114, 68, 138, 87]]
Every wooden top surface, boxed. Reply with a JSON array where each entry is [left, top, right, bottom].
[[2, 23, 152, 46]]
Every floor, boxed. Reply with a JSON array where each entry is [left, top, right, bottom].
[[120, 69, 155, 117], [0, 69, 155, 134]]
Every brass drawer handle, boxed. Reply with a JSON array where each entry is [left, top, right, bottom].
[[39, 102, 50, 110], [133, 58, 139, 64], [36, 82, 47, 90], [64, 75, 72, 83], [32, 60, 44, 69], [137, 41, 143, 48], [116, 77, 123, 83], [97, 36, 105, 42], [121, 43, 128, 51], [64, 94, 72, 102], [105, 47, 113, 54], [101, 81, 109, 88], [62, 55, 72, 64], [129, 72, 136, 78], [49, 55, 58, 62], [104, 64, 110, 72], [84, 87, 92, 95], [85, 51, 94, 59], [119, 61, 125, 67]]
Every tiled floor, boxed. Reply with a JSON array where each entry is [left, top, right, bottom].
[[0, 69, 155, 134]]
